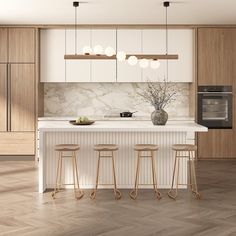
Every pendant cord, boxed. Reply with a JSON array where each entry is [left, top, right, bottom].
[[75, 5, 77, 55], [166, 4, 169, 81]]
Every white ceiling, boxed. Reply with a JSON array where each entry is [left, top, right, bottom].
[[0, 0, 236, 25]]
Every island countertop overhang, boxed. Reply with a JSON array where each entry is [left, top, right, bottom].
[[38, 120, 208, 133]]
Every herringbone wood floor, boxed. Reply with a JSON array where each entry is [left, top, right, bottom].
[[0, 160, 236, 236]]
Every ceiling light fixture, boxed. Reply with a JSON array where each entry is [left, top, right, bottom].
[[64, 1, 178, 61]]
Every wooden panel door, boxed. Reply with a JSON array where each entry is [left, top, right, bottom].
[[8, 28, 35, 63], [0, 28, 8, 63], [10, 64, 35, 132], [0, 64, 7, 131], [198, 129, 234, 159], [198, 28, 234, 86]]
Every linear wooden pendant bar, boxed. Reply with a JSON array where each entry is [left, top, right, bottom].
[[64, 54, 179, 60]]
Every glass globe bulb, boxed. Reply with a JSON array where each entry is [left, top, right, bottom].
[[105, 47, 115, 57], [128, 56, 138, 66], [150, 60, 161, 69], [139, 59, 149, 68], [93, 45, 103, 55], [82, 46, 92, 55], [116, 51, 126, 61]]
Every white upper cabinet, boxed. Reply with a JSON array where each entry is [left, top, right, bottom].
[[168, 29, 193, 82], [142, 29, 193, 82], [65, 29, 91, 82], [117, 30, 142, 82], [142, 30, 167, 82], [91, 29, 116, 82], [40, 29, 65, 82]]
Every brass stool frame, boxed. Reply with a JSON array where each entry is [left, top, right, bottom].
[[52, 150, 84, 200], [130, 148, 161, 200], [90, 149, 122, 200], [168, 149, 200, 200]]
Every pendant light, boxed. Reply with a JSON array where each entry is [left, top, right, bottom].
[[164, 1, 170, 80], [64, 1, 179, 61]]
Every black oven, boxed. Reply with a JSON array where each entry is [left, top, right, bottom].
[[197, 86, 232, 129]]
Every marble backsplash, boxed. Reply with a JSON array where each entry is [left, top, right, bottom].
[[44, 83, 190, 118]]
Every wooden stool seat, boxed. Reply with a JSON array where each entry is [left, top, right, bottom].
[[55, 144, 80, 151], [90, 144, 121, 200], [130, 144, 161, 200], [52, 144, 84, 200], [168, 143, 200, 200], [94, 144, 118, 151], [134, 144, 159, 151], [172, 144, 197, 152]]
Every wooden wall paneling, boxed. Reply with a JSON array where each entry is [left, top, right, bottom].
[[0, 64, 7, 131], [8, 28, 35, 63], [10, 64, 35, 132], [0, 28, 8, 62]]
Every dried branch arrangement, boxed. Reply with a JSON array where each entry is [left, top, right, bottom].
[[138, 80, 179, 110]]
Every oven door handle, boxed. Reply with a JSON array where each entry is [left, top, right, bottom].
[[198, 92, 232, 95]]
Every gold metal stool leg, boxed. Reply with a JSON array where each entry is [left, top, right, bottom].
[[168, 151, 179, 200], [190, 151, 201, 199], [130, 151, 141, 200], [73, 152, 84, 199], [151, 151, 162, 199], [90, 151, 101, 200], [52, 151, 62, 199], [112, 151, 122, 200]]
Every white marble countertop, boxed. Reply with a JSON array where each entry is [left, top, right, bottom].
[[38, 120, 207, 132], [38, 116, 195, 121]]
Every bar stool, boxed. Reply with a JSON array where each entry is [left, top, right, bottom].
[[168, 144, 200, 200], [90, 144, 121, 200], [51, 144, 84, 200], [130, 144, 161, 200]]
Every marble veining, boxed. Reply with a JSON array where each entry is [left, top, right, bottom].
[[44, 83, 190, 118]]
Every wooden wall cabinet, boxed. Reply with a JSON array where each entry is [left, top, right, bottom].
[[0, 64, 7, 131], [198, 28, 234, 86], [197, 28, 236, 159], [10, 64, 35, 132], [0, 27, 36, 156], [8, 28, 35, 63], [0, 28, 8, 63]]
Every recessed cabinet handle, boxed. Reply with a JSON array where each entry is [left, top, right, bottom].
[[7, 64, 11, 132]]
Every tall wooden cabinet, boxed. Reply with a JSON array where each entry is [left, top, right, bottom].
[[0, 27, 36, 156], [197, 28, 236, 159]]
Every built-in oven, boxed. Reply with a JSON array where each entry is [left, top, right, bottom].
[[197, 86, 232, 129]]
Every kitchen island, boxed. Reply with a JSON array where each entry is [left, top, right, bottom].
[[38, 120, 207, 193]]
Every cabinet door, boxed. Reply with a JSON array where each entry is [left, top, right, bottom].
[[142, 29, 166, 82], [0, 64, 7, 131], [65, 29, 91, 82], [40, 29, 65, 82], [142, 29, 193, 82], [168, 29, 193, 82], [117, 30, 142, 82], [198, 28, 234, 86], [10, 64, 35, 132], [91, 29, 116, 82], [198, 129, 234, 159], [8, 28, 35, 63], [0, 28, 8, 63]]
